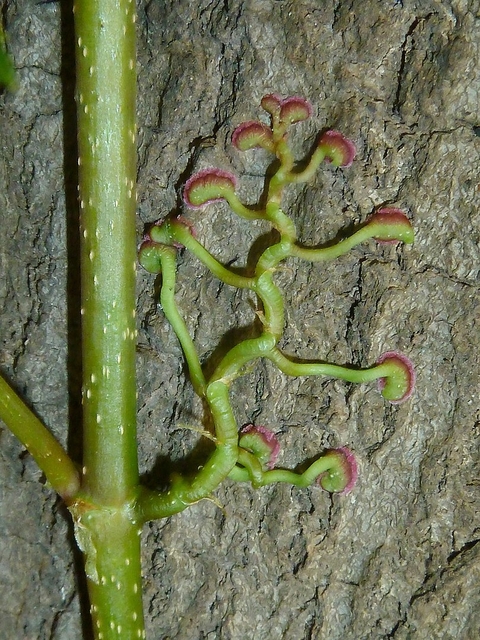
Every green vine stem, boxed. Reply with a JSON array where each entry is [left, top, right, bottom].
[[74, 0, 138, 506], [1, 1, 145, 635], [0, 375, 80, 499], [70, 0, 145, 637]]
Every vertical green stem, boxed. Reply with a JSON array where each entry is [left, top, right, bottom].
[[73, 1, 144, 637], [70, 501, 145, 639], [75, 0, 138, 505]]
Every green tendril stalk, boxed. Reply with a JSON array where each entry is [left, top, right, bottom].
[[138, 93, 416, 521], [0, 2, 416, 637]]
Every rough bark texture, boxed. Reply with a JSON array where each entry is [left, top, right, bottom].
[[1, 0, 479, 638]]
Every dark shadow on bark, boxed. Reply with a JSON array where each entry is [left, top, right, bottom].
[[59, 1, 91, 638]]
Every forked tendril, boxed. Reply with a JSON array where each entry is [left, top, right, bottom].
[[138, 94, 415, 515]]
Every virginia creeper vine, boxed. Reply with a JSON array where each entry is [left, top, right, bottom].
[[0, 1, 416, 638]]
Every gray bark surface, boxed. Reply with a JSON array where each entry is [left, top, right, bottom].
[[0, 0, 479, 638]]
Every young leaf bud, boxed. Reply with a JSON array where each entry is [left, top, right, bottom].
[[260, 93, 283, 116], [368, 208, 414, 244], [377, 351, 416, 404], [239, 424, 280, 470], [232, 121, 274, 152], [279, 96, 313, 125], [317, 447, 358, 494], [184, 169, 237, 209], [138, 240, 164, 274], [318, 130, 356, 167]]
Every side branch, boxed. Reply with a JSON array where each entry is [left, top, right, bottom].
[[0, 374, 80, 500]]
